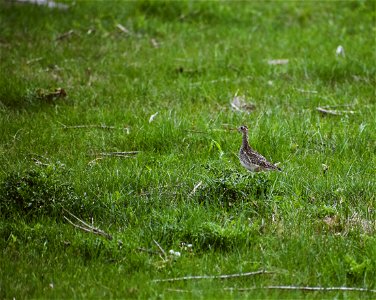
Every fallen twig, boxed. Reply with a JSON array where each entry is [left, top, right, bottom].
[[149, 112, 159, 123], [153, 239, 167, 260], [26, 57, 44, 65], [317, 107, 355, 116], [31, 157, 50, 167], [152, 270, 272, 282], [59, 122, 131, 133], [189, 181, 202, 196], [88, 151, 139, 165], [37, 88, 66, 102], [63, 209, 113, 240], [150, 38, 160, 48], [166, 288, 191, 293], [59, 122, 115, 130], [88, 157, 103, 166], [28, 153, 51, 167], [116, 24, 131, 35], [224, 286, 376, 293], [267, 59, 289, 65], [56, 30, 75, 41], [98, 151, 140, 157], [295, 88, 318, 94]]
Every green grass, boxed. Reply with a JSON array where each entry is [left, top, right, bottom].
[[0, 0, 375, 298]]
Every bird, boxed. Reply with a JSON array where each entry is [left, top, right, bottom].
[[238, 125, 281, 172]]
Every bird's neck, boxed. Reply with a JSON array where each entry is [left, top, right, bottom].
[[242, 132, 250, 149]]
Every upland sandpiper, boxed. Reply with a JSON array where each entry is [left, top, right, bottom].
[[238, 125, 281, 172]]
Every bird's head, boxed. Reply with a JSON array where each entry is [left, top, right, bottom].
[[238, 125, 248, 133]]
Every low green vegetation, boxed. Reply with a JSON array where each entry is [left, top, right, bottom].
[[0, 0, 375, 298]]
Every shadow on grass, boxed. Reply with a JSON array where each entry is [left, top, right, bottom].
[[0, 163, 103, 221]]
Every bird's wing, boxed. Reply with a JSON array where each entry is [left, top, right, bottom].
[[258, 159, 279, 170], [250, 150, 280, 170]]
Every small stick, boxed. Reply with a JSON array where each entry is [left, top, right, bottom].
[[190, 181, 202, 196], [316, 107, 355, 116], [56, 30, 75, 41], [152, 270, 272, 282], [58, 122, 131, 132], [150, 38, 160, 48], [149, 112, 159, 123], [267, 59, 289, 65], [88, 157, 103, 166], [26, 57, 44, 65], [116, 24, 131, 34], [295, 88, 318, 94], [98, 151, 140, 156], [166, 289, 191, 293], [153, 239, 167, 260], [224, 286, 376, 293], [59, 122, 117, 130], [88, 152, 140, 164], [98, 155, 135, 158], [28, 153, 50, 160], [317, 107, 341, 115], [31, 158, 50, 167], [29, 154, 51, 167], [63, 209, 113, 240]]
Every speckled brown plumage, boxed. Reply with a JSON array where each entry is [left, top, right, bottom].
[[238, 125, 281, 172]]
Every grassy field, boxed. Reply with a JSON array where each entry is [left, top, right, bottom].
[[0, 0, 375, 298]]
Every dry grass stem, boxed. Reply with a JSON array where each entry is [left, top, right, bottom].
[[190, 181, 203, 196], [224, 286, 376, 293], [26, 57, 44, 65], [87, 152, 139, 164], [153, 239, 167, 260], [166, 288, 191, 293], [97, 151, 140, 157], [149, 112, 159, 123], [59, 122, 130, 132], [88, 157, 103, 166], [295, 88, 318, 94], [267, 59, 289, 65], [56, 30, 75, 41], [150, 38, 160, 48], [31, 158, 50, 167], [317, 107, 356, 116], [116, 24, 130, 35], [63, 209, 113, 240], [153, 270, 272, 282]]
